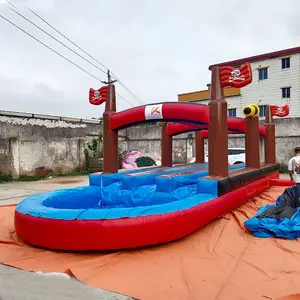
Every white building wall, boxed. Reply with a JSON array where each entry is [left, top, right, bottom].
[[193, 53, 300, 118], [239, 53, 300, 118]]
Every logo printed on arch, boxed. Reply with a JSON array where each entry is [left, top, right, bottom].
[[145, 104, 163, 120]]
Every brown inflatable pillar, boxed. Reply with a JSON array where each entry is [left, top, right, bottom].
[[245, 115, 260, 168], [264, 105, 276, 164], [103, 84, 119, 173], [208, 67, 229, 177], [195, 131, 205, 163], [161, 123, 173, 167]]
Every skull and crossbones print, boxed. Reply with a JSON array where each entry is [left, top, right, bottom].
[[92, 90, 100, 101], [228, 69, 245, 82]]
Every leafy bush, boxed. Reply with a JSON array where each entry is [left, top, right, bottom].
[[278, 163, 288, 174], [0, 172, 12, 183], [136, 156, 156, 168], [87, 133, 103, 158]]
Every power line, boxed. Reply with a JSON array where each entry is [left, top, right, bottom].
[[4, 0, 137, 108], [0, 14, 102, 81], [111, 73, 144, 105], [0, 14, 135, 108], [117, 93, 136, 107], [24, 4, 145, 105], [3, 0, 16, 8], [7, 5, 108, 76], [27, 6, 109, 71], [8, 0, 144, 106]]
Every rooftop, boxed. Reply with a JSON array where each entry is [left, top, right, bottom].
[[178, 87, 240, 102], [0, 109, 102, 124], [209, 45, 300, 70]]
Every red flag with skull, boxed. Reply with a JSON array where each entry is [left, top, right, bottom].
[[89, 86, 108, 106], [270, 104, 289, 117], [219, 63, 252, 88]]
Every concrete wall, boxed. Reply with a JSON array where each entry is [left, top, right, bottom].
[[0, 138, 9, 174], [124, 125, 194, 164], [0, 110, 102, 177], [1, 110, 299, 178]]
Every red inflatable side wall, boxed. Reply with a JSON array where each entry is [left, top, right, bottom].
[[15, 172, 279, 251]]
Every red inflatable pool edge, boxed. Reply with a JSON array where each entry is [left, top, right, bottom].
[[269, 178, 295, 187], [15, 172, 281, 251]]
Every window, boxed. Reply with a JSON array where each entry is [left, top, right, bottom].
[[228, 108, 236, 117], [282, 87, 291, 98], [259, 105, 266, 117], [258, 68, 268, 80], [282, 57, 290, 69]]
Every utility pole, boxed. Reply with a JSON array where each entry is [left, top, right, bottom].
[[101, 69, 117, 112], [101, 69, 117, 85], [102, 69, 118, 173]]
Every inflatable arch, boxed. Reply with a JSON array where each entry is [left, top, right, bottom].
[[160, 122, 267, 167], [109, 102, 210, 131], [162, 122, 266, 163], [102, 74, 275, 176], [103, 99, 213, 173]]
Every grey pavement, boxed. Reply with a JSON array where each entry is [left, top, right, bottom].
[[0, 264, 134, 300], [0, 176, 89, 205], [280, 173, 290, 180], [0, 175, 135, 300]]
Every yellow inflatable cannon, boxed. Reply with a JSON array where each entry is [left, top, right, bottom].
[[243, 104, 260, 117]]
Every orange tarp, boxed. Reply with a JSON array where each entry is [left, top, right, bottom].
[[1, 186, 300, 300]]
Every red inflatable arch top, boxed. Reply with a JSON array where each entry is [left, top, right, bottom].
[[109, 102, 210, 131], [167, 119, 267, 137], [199, 128, 266, 139]]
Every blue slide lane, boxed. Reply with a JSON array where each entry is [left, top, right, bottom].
[[93, 163, 208, 208], [89, 163, 206, 187], [16, 163, 244, 220], [156, 164, 244, 193], [121, 164, 208, 190]]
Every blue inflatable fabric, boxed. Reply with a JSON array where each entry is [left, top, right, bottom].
[[121, 164, 205, 190], [98, 164, 212, 208], [17, 161, 245, 221], [16, 162, 244, 221], [101, 164, 223, 208], [16, 163, 220, 220], [244, 204, 300, 239], [16, 186, 216, 220], [156, 164, 244, 193]]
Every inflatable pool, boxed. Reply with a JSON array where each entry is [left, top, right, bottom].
[[15, 163, 279, 251]]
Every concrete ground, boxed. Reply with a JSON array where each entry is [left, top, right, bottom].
[[0, 173, 290, 300], [0, 175, 89, 206], [0, 175, 135, 300], [280, 173, 290, 180]]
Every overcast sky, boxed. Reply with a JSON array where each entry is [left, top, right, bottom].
[[0, 0, 299, 118]]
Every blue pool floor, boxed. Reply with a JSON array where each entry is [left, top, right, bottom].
[[16, 163, 245, 220]]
